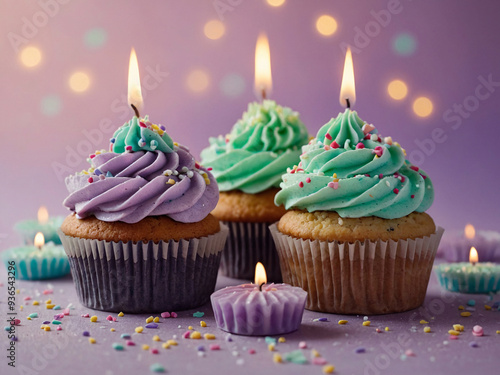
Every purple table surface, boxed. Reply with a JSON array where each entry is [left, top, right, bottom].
[[1, 261, 499, 375]]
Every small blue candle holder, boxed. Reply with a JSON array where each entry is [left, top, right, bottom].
[[434, 262, 500, 294], [14, 216, 64, 245]]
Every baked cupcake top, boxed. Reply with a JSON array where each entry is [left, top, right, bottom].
[[275, 109, 434, 219], [200, 100, 309, 194], [63, 117, 218, 224]]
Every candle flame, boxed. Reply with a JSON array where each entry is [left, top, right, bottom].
[[339, 47, 356, 108], [254, 262, 267, 286], [469, 247, 478, 265], [128, 47, 143, 116], [34, 232, 45, 250], [37, 206, 49, 224], [464, 224, 475, 240], [254, 33, 272, 100]]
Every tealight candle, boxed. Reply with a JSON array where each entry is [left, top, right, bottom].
[[435, 247, 500, 293], [15, 206, 64, 245], [1, 232, 70, 280], [211, 262, 307, 336], [438, 224, 500, 262]]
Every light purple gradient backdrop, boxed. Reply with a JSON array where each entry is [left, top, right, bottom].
[[1, 0, 499, 248]]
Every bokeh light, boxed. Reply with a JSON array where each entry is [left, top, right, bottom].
[[412, 97, 433, 117], [20, 46, 42, 68], [392, 33, 417, 56], [220, 73, 246, 98], [187, 69, 210, 93], [266, 0, 286, 7], [69, 71, 91, 93], [84, 27, 108, 48], [40, 95, 62, 116], [316, 15, 338, 36], [387, 80, 408, 100], [204, 20, 225, 40]]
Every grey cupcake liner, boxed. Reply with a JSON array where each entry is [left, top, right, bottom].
[[58, 225, 228, 313], [219, 221, 282, 282]]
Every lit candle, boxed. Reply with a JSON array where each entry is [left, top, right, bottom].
[[339, 47, 355, 108], [438, 223, 500, 262], [254, 33, 272, 100], [435, 246, 500, 294], [14, 206, 64, 245], [128, 47, 143, 118], [211, 262, 307, 336], [1, 232, 70, 280]]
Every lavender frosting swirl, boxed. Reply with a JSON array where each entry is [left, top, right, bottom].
[[63, 145, 218, 224]]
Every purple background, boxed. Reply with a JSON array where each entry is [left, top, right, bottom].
[[1, 0, 500, 248]]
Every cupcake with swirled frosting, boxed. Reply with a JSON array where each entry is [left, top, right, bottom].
[[59, 116, 228, 313], [201, 100, 309, 281], [270, 109, 444, 314]]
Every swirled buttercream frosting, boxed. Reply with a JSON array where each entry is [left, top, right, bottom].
[[63, 118, 218, 224], [274, 109, 434, 219], [200, 100, 309, 194]]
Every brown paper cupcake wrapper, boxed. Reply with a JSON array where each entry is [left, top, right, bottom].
[[58, 225, 228, 313], [269, 224, 444, 315], [219, 221, 282, 282]]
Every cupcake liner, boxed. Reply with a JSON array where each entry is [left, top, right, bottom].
[[270, 223, 444, 315], [437, 230, 500, 262], [434, 263, 500, 294], [219, 221, 282, 282], [58, 225, 228, 313], [2, 255, 71, 280]]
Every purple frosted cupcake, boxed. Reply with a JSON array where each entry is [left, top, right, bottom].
[[59, 116, 228, 313]]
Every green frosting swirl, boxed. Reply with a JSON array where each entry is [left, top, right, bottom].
[[201, 100, 309, 193], [275, 109, 434, 219], [110, 116, 174, 153]]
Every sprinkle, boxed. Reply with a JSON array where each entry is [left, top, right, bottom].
[[496, 331, 500, 334], [193, 311, 205, 318], [167, 340, 178, 346], [328, 181, 339, 189], [460, 312, 471, 317], [458, 305, 465, 310], [182, 331, 190, 339], [106, 315, 113, 321], [423, 327, 431, 333], [411, 195, 415, 198], [53, 305, 61, 310], [82, 331, 90, 337], [63, 308, 70, 316], [268, 344, 276, 351], [51, 320, 62, 325], [46, 304, 55, 309], [28, 313, 38, 319], [273, 353, 283, 363], [372, 146, 384, 157], [316, 317, 328, 322], [313, 357, 328, 365], [278, 337, 286, 343], [420, 320, 429, 324], [306, 177, 311, 183], [44, 326, 51, 331], [171, 312, 178, 318], [355, 347, 366, 353], [43, 320, 51, 325], [204, 333, 216, 340], [146, 316, 154, 323], [248, 349, 256, 354], [191, 331, 202, 339], [325, 133, 332, 140], [162, 343, 170, 349], [338, 320, 348, 325], [410, 165, 419, 171], [469, 341, 479, 348], [467, 299, 476, 306], [151, 349, 159, 354], [88, 337, 96, 344], [331, 141, 339, 149], [56, 327, 62, 331], [150, 140, 158, 150], [298, 341, 307, 349], [188, 326, 193, 330], [142, 344, 150, 350], [448, 330, 460, 336], [135, 326, 144, 333], [393, 188, 399, 194], [200, 321, 207, 327], [356, 143, 365, 149], [166, 178, 175, 185], [125, 145, 133, 152], [110, 328, 115, 332], [472, 325, 483, 337], [121, 333, 131, 339], [323, 364, 335, 374], [90, 316, 97, 322], [112, 343, 124, 351], [362, 321, 371, 326], [150, 363, 166, 373], [376, 328, 382, 333], [161, 312, 170, 318], [299, 181, 304, 188], [485, 305, 492, 310], [284, 350, 308, 364], [209, 344, 220, 351]]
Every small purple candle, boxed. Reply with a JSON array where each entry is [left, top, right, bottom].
[[211, 262, 307, 336]]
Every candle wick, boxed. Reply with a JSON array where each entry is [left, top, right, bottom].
[[346, 98, 351, 109], [131, 104, 140, 118], [261, 88, 267, 102], [259, 282, 265, 292]]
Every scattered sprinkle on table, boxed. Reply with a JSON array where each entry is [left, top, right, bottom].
[[150, 363, 165, 373], [110, 328, 115, 332], [193, 311, 205, 318], [313, 317, 328, 322], [153, 335, 161, 342], [90, 316, 98, 322], [424, 327, 431, 333], [448, 330, 460, 336], [200, 321, 207, 327], [273, 353, 283, 363], [469, 341, 479, 348], [146, 323, 158, 329], [461, 312, 471, 317], [135, 326, 144, 333], [420, 320, 429, 324], [362, 321, 371, 326], [112, 343, 124, 351], [453, 324, 464, 332], [284, 350, 308, 364], [204, 333, 215, 340], [88, 337, 96, 344], [118, 312, 124, 317], [338, 320, 348, 325], [161, 312, 170, 318], [323, 364, 335, 373], [278, 337, 286, 343], [209, 344, 220, 351], [268, 344, 275, 351], [355, 347, 366, 354], [191, 331, 201, 339], [146, 316, 154, 323], [467, 299, 476, 306], [142, 344, 150, 350], [298, 341, 307, 349], [265, 337, 277, 345]]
